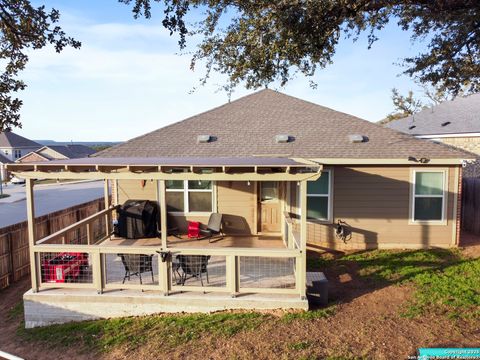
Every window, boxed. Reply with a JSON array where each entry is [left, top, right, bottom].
[[260, 181, 278, 201], [307, 170, 332, 221], [14, 150, 21, 159], [412, 170, 446, 222], [165, 180, 213, 213]]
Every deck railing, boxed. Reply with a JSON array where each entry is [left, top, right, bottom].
[[30, 209, 304, 297]]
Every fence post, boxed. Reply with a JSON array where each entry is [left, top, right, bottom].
[[226, 255, 238, 297], [158, 255, 170, 296]]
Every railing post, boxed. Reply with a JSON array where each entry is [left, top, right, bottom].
[[92, 250, 103, 294], [226, 255, 239, 297], [86, 223, 93, 245], [158, 254, 170, 296], [159, 180, 167, 249], [26, 178, 39, 293], [104, 179, 110, 237]]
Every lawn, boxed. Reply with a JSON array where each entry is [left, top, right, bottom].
[[2, 247, 479, 359]]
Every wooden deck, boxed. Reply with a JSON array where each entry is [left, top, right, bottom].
[[100, 234, 286, 249]]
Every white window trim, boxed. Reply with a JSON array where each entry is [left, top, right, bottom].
[[165, 180, 216, 216], [409, 168, 448, 225], [306, 169, 334, 223]]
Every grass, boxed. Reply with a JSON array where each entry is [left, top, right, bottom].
[[282, 305, 336, 323], [21, 311, 269, 352], [288, 340, 312, 351], [309, 248, 479, 319], [7, 301, 23, 320]]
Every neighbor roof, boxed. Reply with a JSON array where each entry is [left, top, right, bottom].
[[0, 152, 11, 164], [43, 145, 96, 159], [386, 93, 480, 136], [97, 89, 471, 160], [0, 131, 41, 148]]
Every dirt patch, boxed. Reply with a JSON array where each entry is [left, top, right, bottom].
[[460, 231, 480, 258]]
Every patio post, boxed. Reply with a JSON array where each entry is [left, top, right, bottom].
[[159, 180, 167, 249], [104, 179, 110, 236], [26, 178, 39, 292], [299, 180, 307, 299]]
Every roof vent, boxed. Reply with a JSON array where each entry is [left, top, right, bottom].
[[348, 134, 368, 143], [441, 121, 451, 127], [275, 134, 292, 143], [408, 125, 416, 130], [197, 135, 212, 143]]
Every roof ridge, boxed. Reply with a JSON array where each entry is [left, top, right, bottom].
[[95, 89, 270, 157]]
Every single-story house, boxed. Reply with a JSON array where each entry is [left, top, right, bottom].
[[386, 93, 480, 177], [7, 89, 474, 327], [17, 144, 96, 163]]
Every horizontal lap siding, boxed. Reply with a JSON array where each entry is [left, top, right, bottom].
[[117, 180, 157, 204], [306, 166, 458, 250], [217, 181, 256, 235]]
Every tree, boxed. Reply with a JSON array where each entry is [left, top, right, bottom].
[[379, 88, 425, 124], [0, 0, 80, 131], [121, 0, 480, 95]]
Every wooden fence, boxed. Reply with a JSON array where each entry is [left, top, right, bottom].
[[462, 177, 480, 235], [0, 197, 106, 290]]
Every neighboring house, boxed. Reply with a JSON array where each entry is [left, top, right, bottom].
[[0, 130, 41, 162], [17, 144, 96, 163], [386, 94, 480, 176], [0, 152, 11, 182], [7, 90, 473, 327]]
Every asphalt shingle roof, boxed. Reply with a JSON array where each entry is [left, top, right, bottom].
[[386, 93, 480, 136], [0, 131, 41, 148], [0, 153, 11, 164], [97, 89, 471, 160], [45, 145, 96, 159]]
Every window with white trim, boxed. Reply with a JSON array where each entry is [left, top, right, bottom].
[[14, 149, 21, 159], [165, 180, 213, 213], [307, 170, 332, 221], [412, 171, 445, 221]]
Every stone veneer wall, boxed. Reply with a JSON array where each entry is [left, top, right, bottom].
[[433, 136, 480, 178]]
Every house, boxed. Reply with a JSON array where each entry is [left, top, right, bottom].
[[385, 94, 480, 176], [17, 144, 96, 163], [0, 130, 41, 181], [7, 90, 473, 327], [0, 130, 41, 162], [0, 152, 11, 182]]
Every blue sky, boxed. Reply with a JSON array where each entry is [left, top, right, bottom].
[[17, 0, 429, 142]]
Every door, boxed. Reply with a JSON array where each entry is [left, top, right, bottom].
[[258, 181, 281, 233]]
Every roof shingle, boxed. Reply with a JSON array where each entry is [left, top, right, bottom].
[[97, 89, 471, 160], [0, 131, 41, 148], [386, 93, 480, 136]]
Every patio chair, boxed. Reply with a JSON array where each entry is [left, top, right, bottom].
[[119, 253, 154, 284], [177, 254, 211, 286], [189, 213, 224, 243]]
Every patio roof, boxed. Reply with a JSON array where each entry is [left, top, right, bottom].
[[6, 156, 322, 181]]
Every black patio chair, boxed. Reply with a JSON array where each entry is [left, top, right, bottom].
[[198, 213, 224, 243], [119, 253, 154, 284], [177, 254, 211, 286]]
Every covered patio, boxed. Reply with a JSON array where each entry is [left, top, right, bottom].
[[7, 156, 320, 326]]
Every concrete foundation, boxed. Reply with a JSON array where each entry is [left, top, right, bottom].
[[23, 288, 308, 328]]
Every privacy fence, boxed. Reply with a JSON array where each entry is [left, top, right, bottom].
[[0, 197, 106, 290], [462, 177, 480, 236]]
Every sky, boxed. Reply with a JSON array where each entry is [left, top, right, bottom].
[[16, 0, 430, 142]]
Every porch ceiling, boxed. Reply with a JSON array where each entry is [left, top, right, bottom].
[[7, 156, 322, 181]]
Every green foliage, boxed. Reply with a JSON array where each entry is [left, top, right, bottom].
[[0, 0, 80, 131], [282, 306, 336, 323], [342, 249, 461, 284], [22, 311, 268, 352], [122, 1, 480, 95]]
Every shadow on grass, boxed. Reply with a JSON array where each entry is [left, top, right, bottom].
[[307, 248, 479, 319]]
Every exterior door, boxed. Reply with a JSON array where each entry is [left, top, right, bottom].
[[258, 181, 281, 233]]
